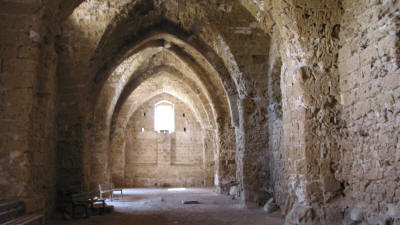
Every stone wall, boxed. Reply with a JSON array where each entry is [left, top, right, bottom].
[[242, 0, 399, 223], [267, 1, 345, 224], [266, 45, 286, 208], [0, 1, 59, 214], [338, 0, 400, 223], [216, 124, 236, 193], [115, 94, 210, 187]]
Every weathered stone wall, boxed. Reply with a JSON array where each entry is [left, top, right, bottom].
[[216, 124, 236, 193], [56, 1, 139, 193], [266, 44, 286, 208], [108, 71, 216, 188], [219, 14, 271, 207], [0, 1, 59, 214], [56, 3, 107, 193], [338, 0, 400, 223], [269, 1, 345, 224], [122, 95, 208, 187], [0, 4, 36, 205]]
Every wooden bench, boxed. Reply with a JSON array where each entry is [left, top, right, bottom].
[[0, 200, 45, 225], [65, 192, 105, 218], [99, 184, 123, 201]]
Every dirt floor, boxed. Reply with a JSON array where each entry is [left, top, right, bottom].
[[48, 188, 284, 225]]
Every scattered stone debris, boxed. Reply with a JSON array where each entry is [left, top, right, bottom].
[[350, 208, 363, 222], [229, 186, 238, 197], [263, 198, 278, 213]]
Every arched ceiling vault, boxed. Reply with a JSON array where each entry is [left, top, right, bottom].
[[89, 26, 239, 127], [109, 47, 227, 133], [110, 65, 217, 140], [109, 44, 222, 114], [112, 72, 211, 138], [92, 47, 164, 128], [63, 0, 271, 129], [59, 0, 275, 36], [93, 46, 223, 143], [61, 0, 272, 165]]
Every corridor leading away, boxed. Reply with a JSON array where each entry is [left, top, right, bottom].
[[49, 188, 284, 225], [2, 1, 399, 224]]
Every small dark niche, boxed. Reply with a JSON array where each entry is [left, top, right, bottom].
[[182, 113, 185, 117], [184, 128, 186, 132], [144, 112, 146, 117]]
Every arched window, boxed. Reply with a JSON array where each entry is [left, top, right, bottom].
[[154, 101, 175, 133]]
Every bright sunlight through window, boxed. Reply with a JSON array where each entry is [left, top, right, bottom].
[[154, 101, 175, 133]]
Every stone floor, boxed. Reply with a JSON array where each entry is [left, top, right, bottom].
[[48, 188, 284, 225]]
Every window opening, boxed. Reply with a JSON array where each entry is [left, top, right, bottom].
[[154, 101, 175, 133]]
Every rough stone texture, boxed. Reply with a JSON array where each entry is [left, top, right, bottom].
[[108, 71, 217, 189], [0, 0, 399, 224], [338, 0, 400, 224], [117, 94, 210, 187], [266, 44, 286, 208], [0, 0, 61, 215]]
